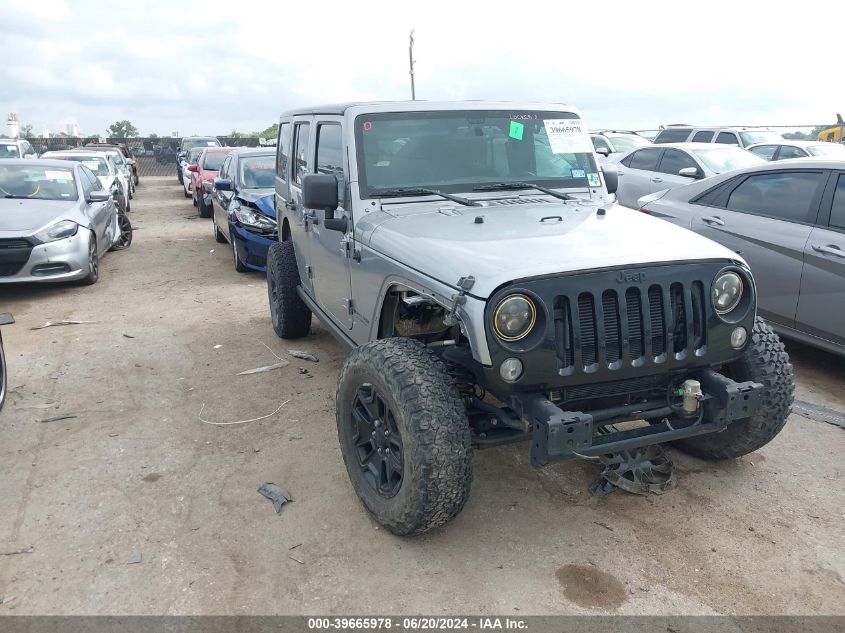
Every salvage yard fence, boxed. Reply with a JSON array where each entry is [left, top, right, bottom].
[[25, 137, 271, 177]]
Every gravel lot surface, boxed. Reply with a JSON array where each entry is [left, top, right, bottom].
[[0, 178, 843, 615]]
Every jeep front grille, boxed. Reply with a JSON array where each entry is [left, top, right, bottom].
[[555, 280, 707, 374]]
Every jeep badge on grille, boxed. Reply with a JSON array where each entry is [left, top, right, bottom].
[[617, 271, 647, 283]]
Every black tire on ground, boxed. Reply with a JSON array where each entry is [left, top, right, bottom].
[[133, 173, 139, 186], [0, 331, 7, 412], [110, 213, 133, 251], [232, 238, 248, 273], [198, 199, 212, 218], [336, 338, 473, 535], [673, 317, 793, 460], [79, 232, 99, 285], [266, 240, 311, 339], [213, 219, 226, 244], [183, 187, 191, 199], [177, 169, 183, 184]]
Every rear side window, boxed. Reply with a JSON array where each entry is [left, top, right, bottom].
[[657, 149, 698, 176], [276, 122, 291, 181], [592, 136, 611, 152], [691, 131, 714, 143], [716, 132, 739, 145], [777, 145, 808, 160], [750, 145, 777, 160], [829, 175, 845, 230], [627, 148, 662, 171], [726, 172, 825, 223], [653, 128, 691, 143]]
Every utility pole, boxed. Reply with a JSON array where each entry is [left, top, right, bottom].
[[408, 29, 416, 101]]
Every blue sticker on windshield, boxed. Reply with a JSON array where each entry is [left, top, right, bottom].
[[571, 169, 586, 178]]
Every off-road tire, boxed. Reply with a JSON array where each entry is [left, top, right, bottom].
[[266, 241, 311, 338], [673, 317, 793, 459], [336, 338, 473, 535]]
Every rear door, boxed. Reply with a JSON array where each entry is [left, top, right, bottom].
[[775, 145, 809, 160], [79, 166, 111, 248], [615, 147, 663, 208], [796, 171, 845, 346], [652, 148, 702, 192], [749, 145, 778, 161], [691, 169, 826, 327], [309, 119, 353, 328], [715, 131, 740, 146]]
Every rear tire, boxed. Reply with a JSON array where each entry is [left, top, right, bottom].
[[336, 338, 473, 535], [673, 317, 793, 459], [266, 240, 311, 339]]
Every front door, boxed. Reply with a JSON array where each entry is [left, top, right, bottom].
[[288, 118, 314, 294], [308, 119, 353, 328], [213, 155, 234, 240], [615, 147, 663, 208], [796, 172, 845, 346], [691, 169, 826, 328]]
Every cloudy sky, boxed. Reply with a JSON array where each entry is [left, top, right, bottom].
[[1, 0, 839, 137]]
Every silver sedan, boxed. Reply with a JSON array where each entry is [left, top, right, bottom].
[[0, 159, 126, 284]]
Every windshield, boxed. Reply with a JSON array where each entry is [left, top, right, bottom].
[[356, 110, 599, 196], [50, 154, 111, 176], [239, 155, 275, 189], [0, 164, 77, 200], [183, 138, 220, 151], [739, 131, 782, 146], [691, 147, 765, 173], [0, 144, 20, 159], [186, 148, 204, 165], [607, 134, 651, 152], [202, 152, 227, 171], [807, 143, 845, 157]]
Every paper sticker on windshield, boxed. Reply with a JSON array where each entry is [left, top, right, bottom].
[[570, 169, 586, 179], [83, 161, 100, 170], [587, 173, 601, 187], [45, 170, 71, 181], [543, 119, 593, 154], [508, 121, 524, 140], [207, 141, 216, 146]]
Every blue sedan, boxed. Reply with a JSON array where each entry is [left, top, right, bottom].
[[210, 149, 277, 272]]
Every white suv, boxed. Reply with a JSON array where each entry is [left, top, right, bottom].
[[653, 126, 782, 148], [0, 138, 38, 159]]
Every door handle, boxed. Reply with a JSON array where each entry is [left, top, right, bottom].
[[651, 177, 663, 183], [701, 216, 725, 226], [812, 244, 845, 258], [285, 200, 296, 210]]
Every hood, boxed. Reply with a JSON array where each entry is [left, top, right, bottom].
[[243, 191, 275, 218], [361, 200, 744, 299], [0, 198, 79, 233]]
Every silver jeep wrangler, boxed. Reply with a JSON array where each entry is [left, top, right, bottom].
[[266, 101, 793, 535]]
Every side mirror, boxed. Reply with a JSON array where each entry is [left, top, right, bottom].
[[594, 146, 611, 157], [678, 167, 700, 179], [600, 164, 618, 194], [88, 190, 111, 203], [24, 153, 37, 159], [214, 177, 232, 191], [302, 173, 339, 214], [187, 164, 198, 172]]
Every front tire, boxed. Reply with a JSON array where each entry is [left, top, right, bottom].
[[673, 317, 793, 459], [198, 198, 212, 218], [213, 219, 227, 244], [336, 338, 473, 535], [80, 232, 99, 285], [110, 212, 133, 251], [232, 237, 248, 273], [266, 241, 311, 339], [0, 330, 7, 412]]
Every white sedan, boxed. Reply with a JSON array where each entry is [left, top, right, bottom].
[[609, 142, 765, 209]]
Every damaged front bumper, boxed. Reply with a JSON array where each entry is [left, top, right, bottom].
[[521, 369, 763, 468]]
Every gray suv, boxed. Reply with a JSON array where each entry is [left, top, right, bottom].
[[266, 101, 793, 535]]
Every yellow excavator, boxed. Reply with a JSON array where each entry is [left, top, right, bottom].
[[817, 114, 845, 143]]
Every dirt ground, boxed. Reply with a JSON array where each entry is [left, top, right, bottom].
[[0, 177, 843, 616]]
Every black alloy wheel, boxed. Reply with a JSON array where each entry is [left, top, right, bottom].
[[351, 384, 404, 497]]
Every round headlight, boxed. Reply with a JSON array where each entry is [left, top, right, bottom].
[[712, 272, 744, 315], [493, 294, 537, 341]]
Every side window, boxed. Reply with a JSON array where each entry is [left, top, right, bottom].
[[829, 175, 845, 231], [653, 128, 691, 143], [592, 136, 611, 152], [219, 156, 231, 179], [716, 132, 739, 145], [750, 145, 777, 160], [628, 148, 662, 171], [276, 122, 291, 181], [80, 166, 99, 194], [316, 123, 344, 203], [691, 131, 714, 143], [293, 122, 311, 186], [657, 149, 699, 176], [777, 146, 808, 160], [726, 172, 825, 223]]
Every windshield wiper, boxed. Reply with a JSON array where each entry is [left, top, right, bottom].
[[372, 187, 480, 207], [472, 182, 575, 201]]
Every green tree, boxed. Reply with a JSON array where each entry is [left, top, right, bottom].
[[107, 120, 139, 139], [20, 124, 35, 139], [258, 122, 278, 139]]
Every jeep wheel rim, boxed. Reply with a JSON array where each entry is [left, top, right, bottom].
[[352, 383, 404, 497]]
